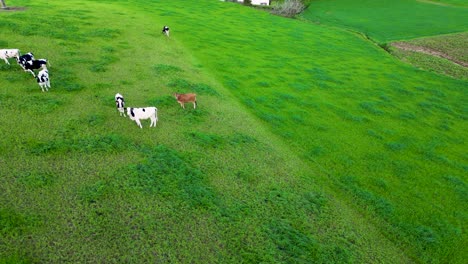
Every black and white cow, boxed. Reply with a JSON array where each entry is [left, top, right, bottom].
[[162, 26, 170, 37], [115, 93, 126, 117], [24, 59, 47, 77], [17, 52, 34, 70], [0, 49, 20, 65], [36, 68, 50, 92], [126, 107, 158, 128]]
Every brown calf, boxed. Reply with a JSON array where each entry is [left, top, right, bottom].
[[174, 93, 197, 109]]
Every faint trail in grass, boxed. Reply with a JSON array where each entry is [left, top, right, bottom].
[[391, 42, 467, 67], [416, 0, 460, 7]]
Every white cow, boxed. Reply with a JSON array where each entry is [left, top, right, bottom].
[[126, 107, 158, 128], [36, 68, 50, 92], [115, 93, 126, 117], [0, 49, 20, 65]]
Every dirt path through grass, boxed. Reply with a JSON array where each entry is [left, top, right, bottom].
[[391, 42, 468, 67], [416, 0, 453, 7]]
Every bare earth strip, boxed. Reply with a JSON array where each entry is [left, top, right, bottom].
[[391, 42, 468, 67], [416, 0, 461, 7]]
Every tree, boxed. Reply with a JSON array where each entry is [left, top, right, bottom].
[[1, 0, 7, 9]]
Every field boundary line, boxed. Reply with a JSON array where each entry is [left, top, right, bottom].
[[391, 42, 468, 67]]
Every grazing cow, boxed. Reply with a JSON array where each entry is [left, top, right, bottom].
[[174, 93, 197, 109], [24, 59, 47, 77], [36, 68, 50, 92], [0, 49, 20, 65], [126, 107, 158, 128], [17, 52, 34, 70], [162, 26, 170, 37], [115, 93, 126, 117]]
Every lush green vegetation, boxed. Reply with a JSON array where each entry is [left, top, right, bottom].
[[1, 0, 466, 263], [388, 32, 467, 80], [301, 0, 468, 42], [399, 32, 468, 62]]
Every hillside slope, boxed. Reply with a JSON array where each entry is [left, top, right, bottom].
[[0, 0, 466, 263], [301, 0, 468, 42], [0, 0, 412, 263], [138, 0, 467, 263]]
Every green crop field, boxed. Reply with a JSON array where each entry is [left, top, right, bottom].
[[301, 0, 468, 42], [1, 0, 466, 263]]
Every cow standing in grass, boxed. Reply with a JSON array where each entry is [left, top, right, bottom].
[[17, 52, 34, 70], [115, 93, 126, 117], [36, 68, 50, 92], [174, 93, 197, 109], [24, 59, 47, 77], [126, 107, 158, 128], [0, 49, 20, 65], [162, 26, 170, 37]]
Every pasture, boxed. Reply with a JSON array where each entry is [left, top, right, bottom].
[[389, 32, 468, 80], [301, 0, 468, 42], [1, 0, 467, 263]]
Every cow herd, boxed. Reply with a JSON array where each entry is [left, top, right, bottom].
[[1, 26, 198, 129], [1, 49, 50, 92], [115, 92, 197, 128]]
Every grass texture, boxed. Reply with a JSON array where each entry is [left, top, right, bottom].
[[301, 0, 468, 42], [388, 32, 467, 80], [0, 0, 467, 263]]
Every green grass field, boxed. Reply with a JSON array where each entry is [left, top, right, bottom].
[[389, 32, 468, 80], [301, 0, 468, 42], [1, 0, 467, 263]]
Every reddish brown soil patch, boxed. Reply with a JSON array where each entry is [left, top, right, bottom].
[[391, 42, 467, 67]]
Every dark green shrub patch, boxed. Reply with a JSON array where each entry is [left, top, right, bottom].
[[167, 78, 219, 96], [0, 208, 39, 239], [398, 112, 416, 120], [30, 134, 130, 155], [79, 180, 109, 204], [188, 131, 225, 148], [359, 102, 385, 115], [89, 55, 119, 73], [84, 114, 107, 127], [0, 254, 33, 264], [366, 129, 384, 140], [52, 68, 84, 92], [146, 95, 175, 107], [338, 175, 394, 219], [385, 141, 408, 151], [265, 218, 320, 263], [16, 170, 56, 188], [178, 108, 208, 122], [443, 175, 467, 201], [5, 95, 65, 114], [152, 64, 183, 75], [301, 191, 328, 215], [123, 145, 218, 210], [228, 132, 258, 145], [192, 83, 219, 96], [414, 225, 439, 249]]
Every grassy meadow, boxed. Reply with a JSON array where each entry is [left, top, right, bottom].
[[301, 0, 468, 42], [1, 0, 467, 263], [389, 32, 468, 80]]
